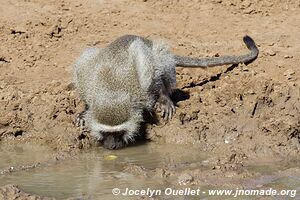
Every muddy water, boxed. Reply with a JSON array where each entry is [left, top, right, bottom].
[[0, 143, 206, 199], [0, 143, 54, 170], [0, 143, 299, 199]]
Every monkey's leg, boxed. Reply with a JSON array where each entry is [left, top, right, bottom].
[[155, 86, 176, 120]]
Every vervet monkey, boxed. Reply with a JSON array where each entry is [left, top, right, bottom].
[[73, 35, 258, 149]]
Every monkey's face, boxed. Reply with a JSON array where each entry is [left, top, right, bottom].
[[101, 131, 127, 150]]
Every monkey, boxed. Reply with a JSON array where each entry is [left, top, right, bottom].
[[73, 35, 258, 149]]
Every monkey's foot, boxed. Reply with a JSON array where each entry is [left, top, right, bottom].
[[155, 95, 176, 120], [75, 111, 86, 128]]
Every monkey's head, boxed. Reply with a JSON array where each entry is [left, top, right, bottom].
[[87, 102, 144, 149], [86, 89, 146, 149]]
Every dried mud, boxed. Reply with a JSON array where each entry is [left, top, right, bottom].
[[0, 0, 299, 199]]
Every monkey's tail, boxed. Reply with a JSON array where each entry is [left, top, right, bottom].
[[174, 35, 259, 67]]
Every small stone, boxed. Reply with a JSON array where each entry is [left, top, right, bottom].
[[247, 89, 255, 95], [242, 66, 249, 71], [266, 50, 276, 56], [10, 26, 26, 34], [284, 69, 295, 76], [225, 171, 237, 177], [202, 160, 209, 164], [178, 173, 193, 185], [213, 165, 221, 170], [284, 55, 293, 59], [284, 69, 295, 80]]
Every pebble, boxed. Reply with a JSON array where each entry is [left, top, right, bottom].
[[178, 173, 193, 185], [266, 50, 276, 56], [283, 69, 295, 80], [213, 165, 221, 170], [225, 171, 237, 178], [10, 26, 26, 34], [284, 55, 293, 59], [284, 69, 295, 76], [242, 66, 249, 71]]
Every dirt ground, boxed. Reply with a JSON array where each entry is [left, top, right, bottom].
[[0, 0, 299, 199]]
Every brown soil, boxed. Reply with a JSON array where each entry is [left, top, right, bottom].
[[0, 185, 53, 200], [0, 0, 299, 199]]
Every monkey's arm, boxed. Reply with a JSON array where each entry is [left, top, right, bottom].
[[174, 35, 259, 67]]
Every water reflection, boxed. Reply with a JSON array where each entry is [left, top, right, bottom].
[[0, 143, 205, 199], [0, 143, 299, 199]]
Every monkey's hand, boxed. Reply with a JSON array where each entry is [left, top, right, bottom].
[[75, 111, 87, 128], [155, 94, 176, 120]]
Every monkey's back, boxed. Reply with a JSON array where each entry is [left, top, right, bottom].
[[73, 47, 102, 104], [89, 36, 151, 125], [73, 35, 158, 127], [95, 36, 149, 100]]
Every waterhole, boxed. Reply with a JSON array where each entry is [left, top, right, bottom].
[[0, 143, 299, 199], [0, 143, 207, 199]]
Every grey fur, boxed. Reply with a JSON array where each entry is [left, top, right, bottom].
[[174, 35, 258, 67], [73, 35, 258, 149]]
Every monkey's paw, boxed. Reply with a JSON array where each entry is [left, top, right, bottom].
[[155, 95, 176, 120], [75, 111, 86, 128]]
